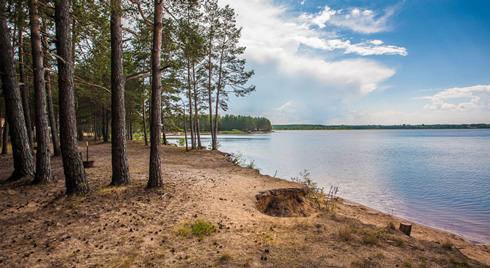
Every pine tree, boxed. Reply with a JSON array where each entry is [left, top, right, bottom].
[[29, 0, 52, 184], [0, 0, 35, 180], [55, 0, 88, 195]]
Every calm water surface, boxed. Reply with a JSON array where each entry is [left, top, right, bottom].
[[172, 129, 490, 244]]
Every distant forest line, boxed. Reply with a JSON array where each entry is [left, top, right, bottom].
[[272, 124, 490, 130], [169, 115, 272, 133]]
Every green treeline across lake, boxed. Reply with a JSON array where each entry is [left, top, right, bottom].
[[168, 115, 272, 133], [273, 124, 490, 130]]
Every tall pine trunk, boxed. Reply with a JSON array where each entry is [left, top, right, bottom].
[[192, 62, 201, 148], [142, 98, 148, 146], [0, 5, 35, 180], [55, 0, 88, 195], [207, 40, 216, 150], [42, 21, 61, 156], [110, 0, 130, 186], [161, 109, 167, 145], [212, 49, 225, 150], [187, 60, 195, 149], [30, 0, 52, 184], [147, 0, 164, 188], [18, 30, 35, 152]]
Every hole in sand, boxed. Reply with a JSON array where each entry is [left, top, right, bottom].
[[255, 188, 316, 217]]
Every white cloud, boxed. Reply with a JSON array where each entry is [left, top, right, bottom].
[[220, 0, 405, 96], [416, 85, 490, 112], [307, 5, 397, 34]]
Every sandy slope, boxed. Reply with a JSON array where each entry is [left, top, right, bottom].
[[0, 140, 488, 267]]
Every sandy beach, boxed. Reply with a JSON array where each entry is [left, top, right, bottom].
[[0, 140, 488, 267]]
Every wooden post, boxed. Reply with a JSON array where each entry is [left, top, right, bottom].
[[399, 222, 412, 236]]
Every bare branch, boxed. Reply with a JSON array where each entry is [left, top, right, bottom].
[[125, 65, 172, 81], [128, 0, 153, 27], [74, 77, 111, 93]]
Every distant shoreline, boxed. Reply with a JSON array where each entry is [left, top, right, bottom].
[[273, 124, 490, 130]]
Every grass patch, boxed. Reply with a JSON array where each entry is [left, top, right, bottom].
[[192, 220, 216, 239], [218, 252, 233, 262], [442, 240, 453, 250], [393, 236, 405, 247], [338, 226, 355, 241], [449, 256, 468, 266], [175, 220, 215, 240], [402, 260, 413, 268], [362, 234, 380, 245], [98, 186, 128, 196], [175, 221, 192, 237]]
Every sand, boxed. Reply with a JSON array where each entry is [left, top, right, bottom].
[[0, 140, 488, 267]]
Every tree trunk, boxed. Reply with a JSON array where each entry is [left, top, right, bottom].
[[0, 110, 3, 152], [0, 7, 35, 180], [183, 107, 188, 151], [187, 60, 195, 149], [18, 29, 35, 152], [147, 0, 164, 188], [207, 41, 215, 150], [2, 120, 8, 155], [213, 49, 225, 150], [55, 0, 88, 195], [192, 62, 201, 148], [142, 98, 148, 146], [30, 0, 52, 184], [42, 22, 61, 156], [110, 0, 130, 186], [45, 71, 61, 156], [161, 109, 167, 145]]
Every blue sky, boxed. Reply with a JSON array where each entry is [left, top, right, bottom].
[[219, 0, 490, 125]]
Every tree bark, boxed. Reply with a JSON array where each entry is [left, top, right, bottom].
[[213, 48, 225, 150], [1, 120, 8, 155], [161, 109, 167, 145], [45, 70, 61, 156], [110, 0, 130, 186], [147, 0, 164, 188], [187, 60, 195, 149], [142, 98, 148, 146], [192, 62, 201, 148], [18, 29, 35, 152], [0, 5, 35, 180], [55, 0, 88, 195], [30, 0, 52, 184], [207, 36, 215, 150], [42, 22, 61, 157]]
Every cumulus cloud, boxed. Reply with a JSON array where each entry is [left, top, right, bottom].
[[219, 0, 405, 96], [416, 85, 490, 112], [308, 5, 397, 34]]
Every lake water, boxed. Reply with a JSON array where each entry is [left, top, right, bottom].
[[170, 129, 490, 244]]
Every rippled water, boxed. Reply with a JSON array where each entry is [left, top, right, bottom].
[[171, 129, 490, 244]]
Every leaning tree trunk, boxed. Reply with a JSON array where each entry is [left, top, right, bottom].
[[0, 6, 35, 180], [147, 0, 164, 188], [110, 0, 130, 186], [30, 0, 52, 184], [18, 29, 35, 152], [55, 0, 88, 195]]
